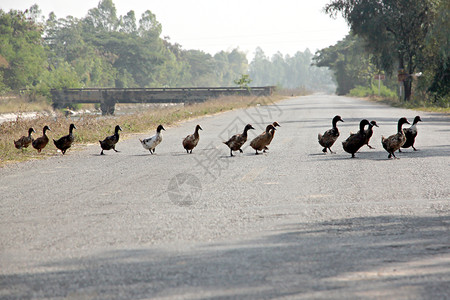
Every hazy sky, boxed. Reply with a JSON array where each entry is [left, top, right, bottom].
[[1, 0, 350, 59]]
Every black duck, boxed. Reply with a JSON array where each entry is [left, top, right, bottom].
[[99, 125, 122, 155], [342, 119, 370, 158], [53, 123, 76, 155]]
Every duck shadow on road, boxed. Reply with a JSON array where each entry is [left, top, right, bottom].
[[311, 145, 450, 161], [2, 215, 448, 299]]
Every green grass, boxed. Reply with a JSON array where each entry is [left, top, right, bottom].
[[362, 95, 450, 113], [0, 95, 285, 166]]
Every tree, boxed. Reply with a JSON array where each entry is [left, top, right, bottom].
[[85, 0, 119, 32], [120, 10, 137, 34], [0, 9, 47, 91], [234, 74, 252, 89], [325, 0, 437, 100]]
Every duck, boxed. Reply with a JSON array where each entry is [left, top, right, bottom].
[[99, 125, 122, 155], [223, 124, 255, 156], [32, 126, 51, 153], [263, 121, 281, 152], [14, 127, 36, 150], [182, 124, 202, 154], [53, 123, 76, 155], [318, 115, 344, 153], [139, 124, 165, 154], [381, 117, 410, 159], [364, 120, 379, 149], [400, 116, 422, 152], [342, 119, 371, 158], [250, 124, 276, 155]]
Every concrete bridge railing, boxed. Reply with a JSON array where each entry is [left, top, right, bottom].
[[50, 86, 275, 115]]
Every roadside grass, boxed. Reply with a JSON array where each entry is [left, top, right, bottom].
[[0, 95, 284, 166], [362, 95, 450, 113], [0, 95, 53, 114]]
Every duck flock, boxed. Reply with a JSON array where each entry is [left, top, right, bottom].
[[13, 115, 421, 159]]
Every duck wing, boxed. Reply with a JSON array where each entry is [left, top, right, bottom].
[[319, 128, 339, 147]]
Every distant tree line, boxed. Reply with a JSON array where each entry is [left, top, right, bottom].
[[0, 0, 334, 100], [313, 0, 449, 105]]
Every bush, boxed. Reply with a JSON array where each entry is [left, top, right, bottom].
[[349, 83, 397, 98]]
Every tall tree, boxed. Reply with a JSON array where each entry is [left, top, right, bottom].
[[325, 0, 437, 100], [0, 9, 47, 91], [85, 0, 119, 32]]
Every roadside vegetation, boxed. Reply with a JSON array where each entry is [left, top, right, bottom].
[[313, 0, 449, 109], [0, 94, 285, 166]]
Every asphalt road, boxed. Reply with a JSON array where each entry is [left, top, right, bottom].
[[1, 94, 449, 299]]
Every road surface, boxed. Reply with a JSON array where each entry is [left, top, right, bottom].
[[1, 95, 449, 299]]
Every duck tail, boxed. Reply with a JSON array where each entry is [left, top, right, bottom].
[[318, 133, 322, 141], [139, 138, 143, 143], [223, 141, 228, 145]]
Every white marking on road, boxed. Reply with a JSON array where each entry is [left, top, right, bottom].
[[241, 167, 266, 182]]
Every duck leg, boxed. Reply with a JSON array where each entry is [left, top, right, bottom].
[[351, 153, 355, 158], [239, 149, 243, 153], [328, 147, 335, 154], [413, 146, 418, 151], [367, 144, 374, 149], [255, 150, 259, 155], [322, 147, 327, 153], [113, 146, 119, 152], [100, 150, 104, 155], [230, 149, 234, 157]]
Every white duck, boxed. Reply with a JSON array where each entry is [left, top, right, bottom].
[[139, 124, 165, 154]]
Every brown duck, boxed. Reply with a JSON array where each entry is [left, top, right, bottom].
[[32, 126, 51, 153], [53, 123, 77, 155], [342, 119, 370, 158], [182, 125, 202, 154], [263, 121, 281, 152], [318, 115, 344, 153], [14, 127, 35, 150], [223, 124, 255, 156], [382, 117, 410, 159], [250, 124, 276, 155], [400, 116, 422, 152], [99, 125, 122, 155]]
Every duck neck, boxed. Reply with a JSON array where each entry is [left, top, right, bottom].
[[194, 127, 200, 137], [397, 122, 404, 133], [332, 119, 338, 130], [242, 128, 250, 137], [359, 123, 366, 134]]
